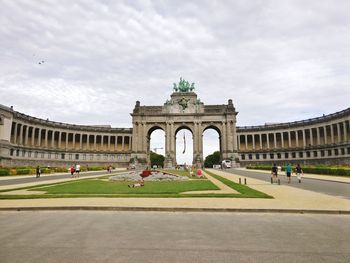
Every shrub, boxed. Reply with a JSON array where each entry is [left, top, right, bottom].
[[15, 168, 31, 175], [0, 168, 10, 176], [87, 166, 104, 171]]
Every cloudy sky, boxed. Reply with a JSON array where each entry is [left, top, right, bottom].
[[1, 0, 350, 163]]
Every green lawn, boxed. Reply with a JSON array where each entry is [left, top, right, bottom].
[[33, 179, 219, 195], [163, 169, 190, 177], [0, 171, 272, 199], [204, 170, 272, 198]]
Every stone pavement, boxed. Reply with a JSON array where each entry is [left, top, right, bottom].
[[0, 168, 349, 213], [238, 167, 350, 184]]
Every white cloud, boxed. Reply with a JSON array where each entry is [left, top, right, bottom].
[[1, 0, 350, 162]]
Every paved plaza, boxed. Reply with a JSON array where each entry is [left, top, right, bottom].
[[1, 168, 349, 262], [1, 211, 349, 263]]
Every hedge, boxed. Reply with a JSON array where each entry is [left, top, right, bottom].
[[0, 169, 10, 176], [15, 168, 33, 175]]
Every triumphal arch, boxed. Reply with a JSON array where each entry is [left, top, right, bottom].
[[131, 78, 239, 168]]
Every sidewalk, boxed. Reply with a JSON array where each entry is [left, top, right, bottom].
[[236, 168, 350, 184], [0, 169, 349, 213]]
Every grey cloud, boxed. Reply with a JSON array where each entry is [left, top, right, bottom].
[[1, 0, 350, 134]]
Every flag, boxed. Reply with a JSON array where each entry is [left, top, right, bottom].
[[182, 132, 186, 154]]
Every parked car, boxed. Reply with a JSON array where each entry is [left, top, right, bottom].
[[222, 160, 232, 168]]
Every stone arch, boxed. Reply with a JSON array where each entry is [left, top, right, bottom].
[[131, 90, 238, 168], [146, 124, 166, 165], [202, 124, 223, 161], [202, 124, 222, 136], [174, 124, 194, 135]]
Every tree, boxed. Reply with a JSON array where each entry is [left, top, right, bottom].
[[204, 151, 221, 168], [150, 151, 165, 168]]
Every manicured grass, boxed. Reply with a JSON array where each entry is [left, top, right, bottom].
[[33, 179, 219, 195], [204, 170, 272, 198], [0, 171, 272, 199], [163, 169, 190, 177]]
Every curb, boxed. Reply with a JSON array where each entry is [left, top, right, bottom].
[[1, 206, 349, 214]]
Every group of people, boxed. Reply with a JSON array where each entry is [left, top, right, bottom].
[[271, 163, 303, 184], [70, 164, 80, 178]]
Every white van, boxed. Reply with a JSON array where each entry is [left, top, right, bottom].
[[222, 160, 232, 168]]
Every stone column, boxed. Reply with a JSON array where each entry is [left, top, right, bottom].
[[72, 133, 76, 149], [316, 127, 320, 145], [281, 132, 284, 148], [51, 131, 55, 148], [94, 134, 97, 150], [169, 123, 173, 155], [199, 124, 204, 164], [31, 127, 35, 146], [13, 122, 18, 144], [65, 133, 69, 149], [100, 135, 104, 150], [19, 124, 24, 145], [288, 131, 291, 148], [86, 134, 90, 150], [302, 129, 306, 147], [330, 124, 334, 143], [259, 133, 262, 149], [267, 133, 270, 149], [38, 128, 42, 147], [107, 135, 111, 150], [45, 129, 48, 147], [344, 121, 348, 142], [24, 126, 29, 145], [222, 122, 227, 156], [295, 130, 299, 147], [245, 134, 248, 150], [58, 131, 62, 148], [310, 128, 314, 146], [273, 133, 277, 148], [337, 123, 341, 143], [129, 136, 132, 150], [324, 126, 328, 144], [252, 133, 255, 149], [122, 136, 125, 151]]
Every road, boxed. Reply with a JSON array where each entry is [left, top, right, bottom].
[[0, 211, 349, 263], [221, 168, 350, 200]]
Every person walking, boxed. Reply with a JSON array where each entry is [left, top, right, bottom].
[[295, 164, 303, 183], [36, 165, 41, 178], [75, 164, 80, 177], [285, 163, 292, 184], [70, 165, 75, 178], [271, 163, 278, 184]]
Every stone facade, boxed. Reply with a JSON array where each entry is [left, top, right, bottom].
[[237, 108, 350, 166], [0, 104, 132, 167], [131, 91, 238, 168], [1, 89, 349, 168]]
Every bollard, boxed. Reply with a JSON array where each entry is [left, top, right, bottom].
[[244, 178, 247, 185], [270, 177, 273, 184], [239, 178, 241, 184]]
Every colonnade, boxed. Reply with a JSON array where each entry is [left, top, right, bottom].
[[238, 120, 350, 151], [10, 122, 132, 152]]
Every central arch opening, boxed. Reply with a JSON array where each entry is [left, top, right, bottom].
[[175, 127, 193, 166]]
